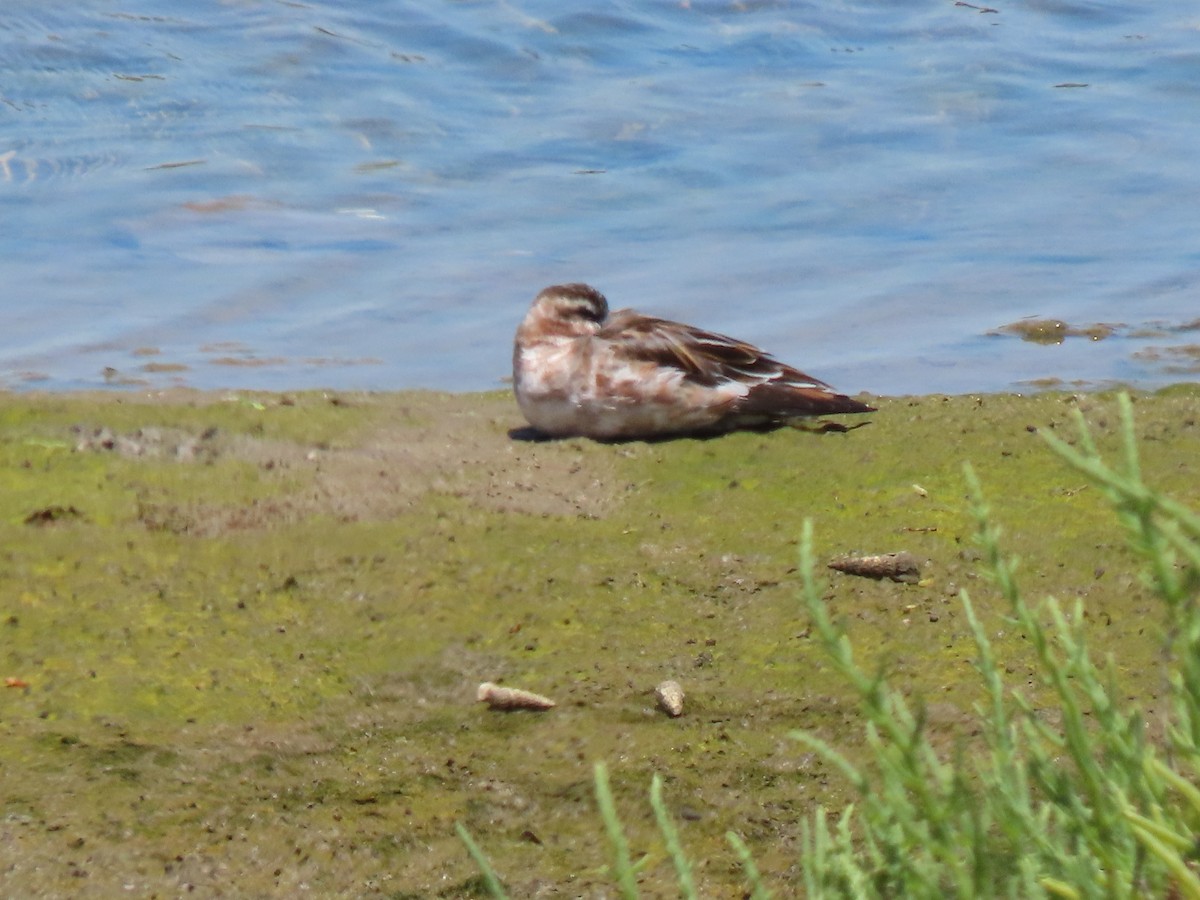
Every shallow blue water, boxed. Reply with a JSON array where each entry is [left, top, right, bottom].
[[3, 1, 1198, 395]]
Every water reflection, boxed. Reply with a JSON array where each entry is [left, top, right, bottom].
[[2, 1, 1198, 394]]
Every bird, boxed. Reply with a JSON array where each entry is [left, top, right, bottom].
[[512, 283, 874, 440]]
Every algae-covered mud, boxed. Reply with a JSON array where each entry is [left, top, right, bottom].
[[2, 387, 1198, 896]]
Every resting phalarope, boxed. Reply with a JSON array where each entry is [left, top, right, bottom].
[[512, 283, 874, 440]]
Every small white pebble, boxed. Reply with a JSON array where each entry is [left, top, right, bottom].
[[655, 680, 685, 718]]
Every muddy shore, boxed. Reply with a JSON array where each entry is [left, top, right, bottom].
[[1, 386, 1197, 896]]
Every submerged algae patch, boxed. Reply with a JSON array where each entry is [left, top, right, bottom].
[[0, 386, 1198, 896]]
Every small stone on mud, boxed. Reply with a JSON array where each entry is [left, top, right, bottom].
[[655, 680, 685, 717], [24, 505, 85, 526]]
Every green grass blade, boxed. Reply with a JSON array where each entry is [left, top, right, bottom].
[[454, 821, 509, 899], [594, 762, 640, 900], [649, 774, 698, 899], [727, 831, 772, 900]]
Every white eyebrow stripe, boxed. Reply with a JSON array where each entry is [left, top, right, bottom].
[[564, 298, 603, 314]]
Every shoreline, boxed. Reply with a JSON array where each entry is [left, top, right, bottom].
[[1, 385, 1197, 894]]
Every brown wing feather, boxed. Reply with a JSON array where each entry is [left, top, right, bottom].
[[601, 310, 802, 388], [600, 308, 875, 417], [736, 381, 876, 416]]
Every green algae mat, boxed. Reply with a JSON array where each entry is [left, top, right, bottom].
[[1, 387, 1198, 896]]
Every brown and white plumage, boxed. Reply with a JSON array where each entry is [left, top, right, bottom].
[[512, 283, 874, 440]]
